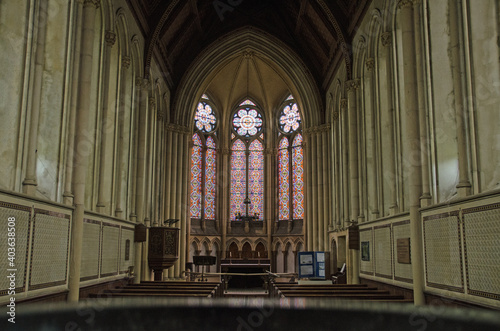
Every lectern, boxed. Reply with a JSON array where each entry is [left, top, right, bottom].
[[148, 227, 179, 281]]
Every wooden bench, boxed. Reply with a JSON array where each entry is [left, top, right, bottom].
[[88, 281, 222, 298], [272, 282, 411, 303]]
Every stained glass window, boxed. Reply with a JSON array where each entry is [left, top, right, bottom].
[[279, 102, 301, 133], [195, 101, 216, 132], [233, 107, 263, 137], [278, 137, 289, 220], [201, 93, 209, 99], [277, 97, 303, 220], [292, 134, 304, 219], [240, 99, 256, 106], [230, 99, 265, 221], [249, 140, 264, 220], [230, 140, 246, 219], [190, 96, 217, 220], [204, 137, 216, 220], [190, 134, 203, 218]]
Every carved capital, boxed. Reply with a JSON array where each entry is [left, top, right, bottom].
[[135, 77, 143, 88], [340, 99, 348, 111], [122, 56, 131, 69], [264, 149, 276, 156], [365, 58, 375, 72], [333, 109, 340, 121], [142, 79, 150, 90], [105, 30, 116, 46], [346, 79, 360, 92], [149, 97, 156, 109], [83, 0, 100, 9], [166, 124, 190, 135], [157, 110, 164, 121], [381, 32, 392, 47], [397, 0, 414, 10], [221, 148, 231, 155]]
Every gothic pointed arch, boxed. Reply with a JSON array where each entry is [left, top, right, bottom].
[[174, 27, 322, 129]]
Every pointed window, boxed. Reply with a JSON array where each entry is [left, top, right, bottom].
[[277, 95, 304, 220], [230, 99, 264, 220], [190, 95, 217, 220]]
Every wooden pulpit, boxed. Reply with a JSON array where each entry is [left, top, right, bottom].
[[148, 227, 179, 281]]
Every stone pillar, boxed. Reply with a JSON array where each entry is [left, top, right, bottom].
[[412, 3, 432, 207], [346, 79, 360, 284], [63, 2, 83, 205], [134, 78, 149, 283], [398, 0, 424, 305], [332, 110, 341, 230], [322, 124, 334, 243], [96, 30, 117, 213], [310, 132, 318, 250], [114, 56, 131, 218], [340, 99, 349, 229], [68, 0, 100, 302], [265, 149, 273, 252], [179, 131, 189, 279], [221, 148, 229, 258], [366, 58, 380, 219], [381, 31, 399, 215], [316, 129, 324, 251], [163, 125, 177, 280], [449, 0, 472, 197], [305, 133, 313, 251], [22, 0, 49, 195]]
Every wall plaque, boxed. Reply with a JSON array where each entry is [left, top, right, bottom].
[[397, 238, 411, 264], [361, 241, 370, 261]]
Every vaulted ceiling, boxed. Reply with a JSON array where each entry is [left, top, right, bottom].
[[126, 0, 371, 97]]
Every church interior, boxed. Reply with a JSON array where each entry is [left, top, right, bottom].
[[1, 0, 500, 328]]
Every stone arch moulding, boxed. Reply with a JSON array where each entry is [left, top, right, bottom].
[[173, 27, 323, 130]]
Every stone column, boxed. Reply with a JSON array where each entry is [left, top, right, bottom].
[[346, 79, 360, 284], [163, 130, 177, 280], [174, 129, 188, 278], [68, 0, 100, 302], [398, 0, 424, 305], [63, 1, 83, 205], [96, 30, 117, 213], [141, 97, 156, 281], [316, 128, 324, 251], [114, 56, 131, 218], [322, 127, 331, 250], [449, 0, 472, 197], [412, 2, 432, 207], [179, 131, 189, 279], [129, 80, 140, 225], [265, 149, 273, 252], [164, 130, 173, 223], [340, 99, 349, 229], [168, 129, 179, 279], [221, 148, 229, 258], [305, 133, 313, 251], [366, 58, 380, 219], [381, 31, 399, 215], [22, 0, 49, 195], [310, 132, 318, 250], [332, 109, 341, 230], [134, 78, 149, 283]]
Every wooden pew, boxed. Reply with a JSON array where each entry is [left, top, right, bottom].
[[272, 282, 411, 303], [89, 281, 223, 298]]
